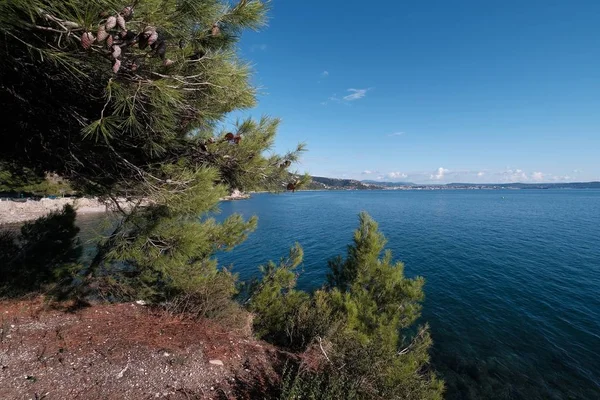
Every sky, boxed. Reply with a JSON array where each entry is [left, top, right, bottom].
[[229, 0, 600, 184]]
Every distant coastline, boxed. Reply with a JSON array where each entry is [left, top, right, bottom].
[[304, 176, 600, 191], [2, 181, 598, 225]]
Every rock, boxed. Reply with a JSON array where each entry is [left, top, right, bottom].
[[209, 359, 224, 366]]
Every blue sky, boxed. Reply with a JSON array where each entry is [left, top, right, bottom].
[[230, 0, 600, 183]]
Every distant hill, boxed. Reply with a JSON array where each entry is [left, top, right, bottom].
[[304, 176, 382, 190]]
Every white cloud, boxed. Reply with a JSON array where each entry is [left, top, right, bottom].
[[387, 132, 404, 137], [501, 168, 528, 182], [327, 94, 342, 103], [477, 171, 485, 177], [430, 167, 449, 180], [387, 172, 408, 179], [250, 44, 267, 52], [343, 88, 368, 101], [321, 71, 329, 77], [362, 170, 373, 175], [376, 175, 384, 180], [531, 171, 544, 181]]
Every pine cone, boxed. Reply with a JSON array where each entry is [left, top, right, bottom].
[[120, 6, 134, 21], [105, 16, 117, 30], [117, 15, 126, 30], [112, 59, 121, 73], [211, 24, 220, 36], [148, 31, 159, 46], [163, 59, 175, 66], [97, 25, 109, 42], [112, 45, 122, 59], [81, 32, 95, 50], [106, 35, 114, 49]]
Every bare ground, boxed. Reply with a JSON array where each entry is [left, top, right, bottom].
[[0, 298, 289, 400]]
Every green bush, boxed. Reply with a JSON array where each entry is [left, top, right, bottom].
[[0, 204, 82, 297], [249, 212, 444, 399]]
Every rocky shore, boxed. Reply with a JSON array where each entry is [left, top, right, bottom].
[[0, 198, 109, 225], [220, 189, 251, 201], [0, 191, 250, 225]]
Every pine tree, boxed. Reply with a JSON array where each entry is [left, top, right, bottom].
[[250, 213, 444, 399], [0, 0, 307, 306], [325, 212, 443, 399]]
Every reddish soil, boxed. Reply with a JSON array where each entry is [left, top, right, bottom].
[[0, 298, 288, 399]]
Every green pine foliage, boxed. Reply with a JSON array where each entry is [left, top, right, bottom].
[[0, 164, 74, 196], [0, 205, 82, 297], [1, 2, 443, 396], [249, 212, 444, 399], [0, 0, 307, 308]]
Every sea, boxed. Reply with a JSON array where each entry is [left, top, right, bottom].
[[213, 189, 600, 400], [72, 189, 600, 399]]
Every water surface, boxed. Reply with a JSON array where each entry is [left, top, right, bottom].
[[215, 190, 600, 400]]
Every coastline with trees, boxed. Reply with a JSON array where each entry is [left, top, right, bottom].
[[0, 0, 442, 398]]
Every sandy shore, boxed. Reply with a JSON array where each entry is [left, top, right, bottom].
[[0, 197, 109, 225], [0, 191, 250, 225]]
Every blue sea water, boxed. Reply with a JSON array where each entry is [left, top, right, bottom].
[[215, 190, 600, 400]]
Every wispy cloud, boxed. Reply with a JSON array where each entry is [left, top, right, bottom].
[[430, 167, 449, 180], [322, 93, 350, 106], [387, 132, 404, 137], [321, 71, 329, 77], [387, 172, 407, 179], [250, 44, 267, 52], [531, 171, 544, 181], [500, 168, 528, 182], [343, 88, 369, 101], [347, 168, 580, 184], [323, 88, 371, 105]]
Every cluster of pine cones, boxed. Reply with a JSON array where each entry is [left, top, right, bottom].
[[80, 6, 173, 73]]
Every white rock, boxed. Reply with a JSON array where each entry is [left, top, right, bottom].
[[209, 359, 224, 366]]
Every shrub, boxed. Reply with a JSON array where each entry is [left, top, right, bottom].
[[249, 213, 444, 399], [0, 204, 82, 297]]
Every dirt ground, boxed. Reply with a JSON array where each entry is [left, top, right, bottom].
[[0, 298, 287, 400]]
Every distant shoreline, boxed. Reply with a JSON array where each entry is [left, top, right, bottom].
[[3, 185, 598, 225]]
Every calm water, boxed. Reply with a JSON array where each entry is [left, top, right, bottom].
[[213, 190, 600, 400]]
